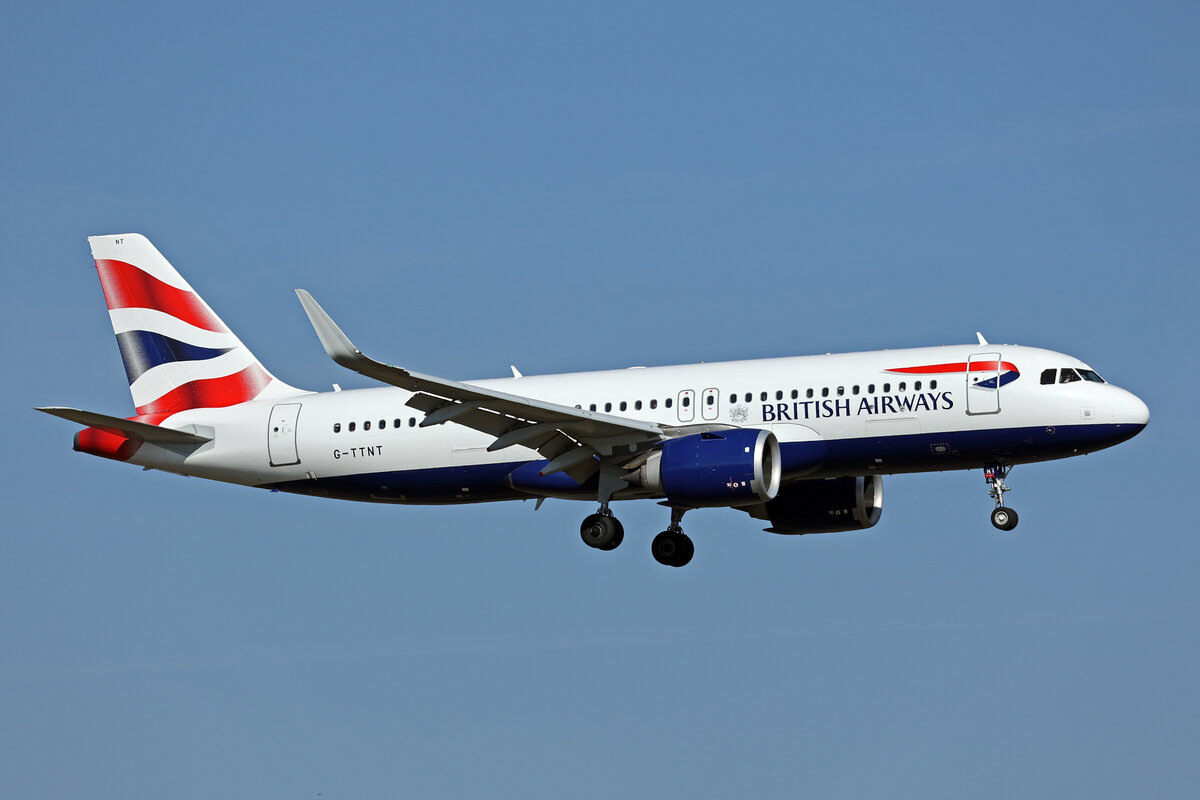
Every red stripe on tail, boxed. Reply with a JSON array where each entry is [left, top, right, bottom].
[[95, 259, 227, 333], [135, 363, 273, 415]]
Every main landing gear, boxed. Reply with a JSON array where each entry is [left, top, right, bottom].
[[985, 464, 1019, 531], [579, 505, 694, 567], [652, 508, 693, 568], [580, 507, 624, 550]]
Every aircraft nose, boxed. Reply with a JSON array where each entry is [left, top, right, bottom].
[[1113, 388, 1150, 428]]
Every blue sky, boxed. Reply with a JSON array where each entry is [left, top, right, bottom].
[[3, 2, 1198, 797]]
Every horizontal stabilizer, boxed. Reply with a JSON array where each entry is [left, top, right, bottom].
[[36, 407, 213, 444]]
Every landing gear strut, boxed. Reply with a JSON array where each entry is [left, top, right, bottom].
[[651, 508, 693, 567], [580, 506, 624, 550], [985, 464, 1019, 531]]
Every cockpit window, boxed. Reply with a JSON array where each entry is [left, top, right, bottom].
[[1040, 369, 1057, 385], [1078, 369, 1105, 383], [1059, 368, 1082, 384]]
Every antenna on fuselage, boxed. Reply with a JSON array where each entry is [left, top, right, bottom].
[[976, 332, 989, 346]]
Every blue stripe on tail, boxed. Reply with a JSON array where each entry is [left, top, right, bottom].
[[115, 330, 233, 384]]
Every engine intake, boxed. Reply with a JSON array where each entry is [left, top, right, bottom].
[[633, 428, 781, 507]]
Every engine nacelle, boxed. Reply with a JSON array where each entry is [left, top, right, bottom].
[[634, 428, 781, 507], [750, 476, 883, 534]]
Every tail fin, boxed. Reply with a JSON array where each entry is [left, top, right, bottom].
[[89, 234, 301, 419]]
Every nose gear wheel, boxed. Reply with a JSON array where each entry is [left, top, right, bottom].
[[984, 464, 1018, 531]]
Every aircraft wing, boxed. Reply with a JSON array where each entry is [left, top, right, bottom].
[[295, 290, 665, 482]]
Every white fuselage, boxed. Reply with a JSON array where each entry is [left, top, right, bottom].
[[124, 343, 1149, 505]]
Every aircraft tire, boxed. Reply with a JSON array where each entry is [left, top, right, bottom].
[[600, 519, 624, 551], [652, 530, 694, 567], [990, 507, 1019, 531], [581, 513, 622, 550]]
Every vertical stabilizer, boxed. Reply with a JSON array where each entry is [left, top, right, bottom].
[[88, 234, 302, 419]]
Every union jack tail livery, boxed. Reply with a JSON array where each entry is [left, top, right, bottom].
[[89, 234, 300, 421]]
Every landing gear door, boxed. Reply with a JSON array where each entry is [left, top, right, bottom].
[[966, 353, 1001, 415], [268, 403, 302, 466]]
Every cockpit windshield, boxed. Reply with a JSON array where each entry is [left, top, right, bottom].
[[1040, 367, 1106, 385]]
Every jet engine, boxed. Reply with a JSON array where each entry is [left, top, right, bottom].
[[746, 475, 883, 534], [629, 428, 781, 507]]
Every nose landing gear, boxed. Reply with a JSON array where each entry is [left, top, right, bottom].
[[985, 464, 1019, 531]]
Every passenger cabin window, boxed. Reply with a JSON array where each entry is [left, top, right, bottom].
[[635, 400, 643, 410], [619, 401, 627, 411], [1041, 369, 1057, 385], [665, 398, 673, 408], [883, 383, 891, 393], [744, 393, 752, 403], [836, 386, 845, 396], [806, 389, 814, 398], [394, 418, 402, 428], [1060, 369, 1082, 384], [379, 419, 386, 429], [706, 394, 714, 406], [409, 418, 416, 427], [775, 390, 783, 400], [364, 421, 371, 431], [914, 381, 922, 391], [821, 388, 829, 397], [348, 422, 356, 432], [650, 399, 658, 409], [729, 393, 737, 404], [333, 423, 341, 433], [852, 385, 860, 395], [605, 402, 612, 412], [589, 403, 597, 411], [760, 392, 767, 401], [868, 384, 875, 394], [682, 396, 691, 407], [791, 389, 798, 399]]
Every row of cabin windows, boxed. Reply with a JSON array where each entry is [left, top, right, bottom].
[[582, 398, 674, 413], [332, 377, 947, 432], [333, 417, 419, 433], [727, 380, 936, 404], [577, 380, 939, 415]]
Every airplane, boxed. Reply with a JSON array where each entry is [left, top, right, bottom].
[[39, 234, 1150, 567]]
